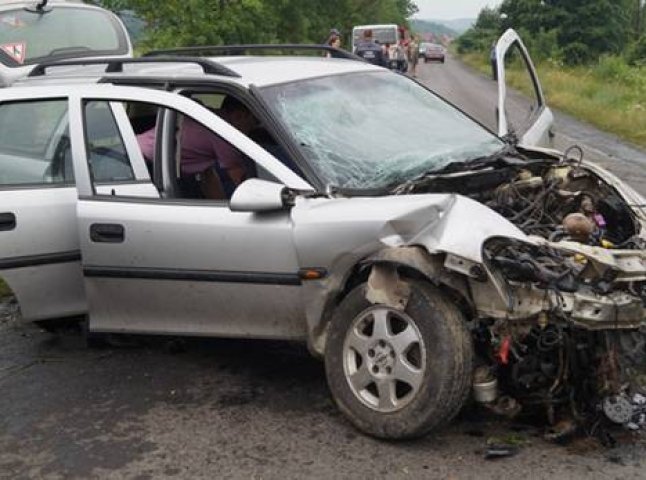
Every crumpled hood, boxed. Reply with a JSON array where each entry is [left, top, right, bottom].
[[292, 193, 527, 266]]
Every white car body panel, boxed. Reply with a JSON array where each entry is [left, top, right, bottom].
[[496, 28, 554, 148]]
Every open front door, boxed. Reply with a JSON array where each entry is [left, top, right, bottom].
[[496, 29, 554, 147]]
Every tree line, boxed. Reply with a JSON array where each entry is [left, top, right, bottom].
[[99, 0, 417, 50], [457, 0, 646, 65]]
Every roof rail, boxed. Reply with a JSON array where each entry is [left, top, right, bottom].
[[28, 56, 241, 78], [143, 44, 365, 62]]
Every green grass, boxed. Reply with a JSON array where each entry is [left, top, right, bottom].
[[459, 52, 646, 148], [0, 279, 11, 298]]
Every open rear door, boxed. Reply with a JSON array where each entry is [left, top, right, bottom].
[[496, 29, 554, 147]]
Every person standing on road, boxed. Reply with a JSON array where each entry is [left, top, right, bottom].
[[408, 35, 420, 77], [354, 29, 384, 66], [325, 29, 342, 57]]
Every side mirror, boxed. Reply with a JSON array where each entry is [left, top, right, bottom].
[[229, 178, 291, 213]]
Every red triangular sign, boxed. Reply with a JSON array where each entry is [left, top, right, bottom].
[[1, 42, 26, 64]]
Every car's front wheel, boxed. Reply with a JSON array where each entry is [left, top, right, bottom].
[[325, 280, 473, 439]]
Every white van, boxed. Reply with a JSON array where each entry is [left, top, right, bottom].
[[351, 24, 407, 71], [351, 24, 399, 52], [0, 0, 133, 87]]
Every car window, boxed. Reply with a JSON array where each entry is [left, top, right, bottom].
[[84, 101, 134, 183], [191, 93, 226, 110], [84, 99, 255, 201], [81, 96, 297, 202], [0, 99, 70, 186], [0, 6, 128, 67]]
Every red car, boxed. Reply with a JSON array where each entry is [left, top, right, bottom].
[[422, 43, 446, 63]]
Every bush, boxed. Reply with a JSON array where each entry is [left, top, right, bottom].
[[561, 42, 592, 65], [595, 55, 630, 80], [627, 36, 646, 66], [594, 55, 646, 90], [456, 28, 497, 54], [528, 29, 562, 62]]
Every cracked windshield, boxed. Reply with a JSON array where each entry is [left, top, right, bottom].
[[262, 71, 503, 189]]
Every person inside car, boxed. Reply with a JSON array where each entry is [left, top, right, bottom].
[[137, 96, 258, 199]]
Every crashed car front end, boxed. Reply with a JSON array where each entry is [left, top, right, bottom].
[[297, 157, 645, 436], [410, 158, 646, 435], [262, 66, 645, 437]]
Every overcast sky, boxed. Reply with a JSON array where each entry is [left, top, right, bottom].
[[413, 0, 502, 20]]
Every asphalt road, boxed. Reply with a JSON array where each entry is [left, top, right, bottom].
[[418, 54, 646, 196], [2, 58, 646, 480]]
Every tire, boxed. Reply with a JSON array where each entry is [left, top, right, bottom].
[[325, 279, 473, 439]]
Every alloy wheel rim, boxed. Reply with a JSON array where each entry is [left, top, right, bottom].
[[342, 306, 427, 413]]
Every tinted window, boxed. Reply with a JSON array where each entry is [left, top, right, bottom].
[[0, 99, 69, 186], [0, 6, 127, 67], [84, 101, 134, 183]]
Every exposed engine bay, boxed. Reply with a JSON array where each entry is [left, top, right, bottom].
[[399, 153, 646, 441]]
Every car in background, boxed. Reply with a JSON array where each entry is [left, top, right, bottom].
[[423, 43, 446, 63], [0, 0, 132, 87]]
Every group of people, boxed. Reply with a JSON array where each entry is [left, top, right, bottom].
[[327, 28, 421, 77]]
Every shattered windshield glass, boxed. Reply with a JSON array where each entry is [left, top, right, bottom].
[[260, 72, 504, 189]]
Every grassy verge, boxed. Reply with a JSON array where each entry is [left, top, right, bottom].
[[0, 279, 11, 298], [459, 52, 646, 148]]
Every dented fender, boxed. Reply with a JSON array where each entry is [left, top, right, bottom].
[[302, 246, 474, 357]]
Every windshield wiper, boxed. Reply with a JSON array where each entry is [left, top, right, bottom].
[[327, 184, 393, 197], [389, 145, 525, 195], [432, 145, 518, 175], [46, 46, 93, 57]]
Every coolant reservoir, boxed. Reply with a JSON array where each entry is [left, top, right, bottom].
[[546, 166, 571, 185]]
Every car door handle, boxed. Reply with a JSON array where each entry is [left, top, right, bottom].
[[90, 223, 125, 243], [0, 212, 16, 231]]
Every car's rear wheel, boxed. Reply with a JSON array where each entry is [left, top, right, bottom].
[[325, 280, 473, 439]]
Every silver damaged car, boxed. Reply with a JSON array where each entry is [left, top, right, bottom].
[[0, 32, 645, 439]]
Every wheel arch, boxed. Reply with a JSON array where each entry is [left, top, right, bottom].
[[308, 246, 475, 357]]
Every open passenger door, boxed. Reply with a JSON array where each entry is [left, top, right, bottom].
[[0, 87, 155, 322], [495, 29, 554, 147]]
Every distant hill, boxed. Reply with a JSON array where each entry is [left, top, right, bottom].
[[410, 19, 458, 39], [433, 18, 475, 35], [412, 18, 475, 36]]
